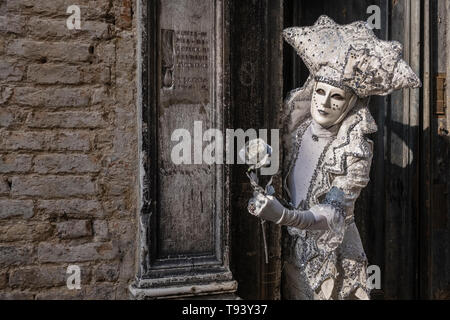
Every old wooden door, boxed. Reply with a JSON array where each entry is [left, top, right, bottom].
[[421, 0, 450, 300], [229, 0, 284, 300]]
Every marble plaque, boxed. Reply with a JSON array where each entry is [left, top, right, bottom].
[[159, 0, 212, 104]]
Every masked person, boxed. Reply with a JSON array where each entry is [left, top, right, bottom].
[[247, 16, 421, 300]]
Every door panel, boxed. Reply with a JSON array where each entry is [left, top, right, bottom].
[[230, 0, 283, 300]]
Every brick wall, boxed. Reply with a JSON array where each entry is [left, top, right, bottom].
[[0, 0, 138, 299]]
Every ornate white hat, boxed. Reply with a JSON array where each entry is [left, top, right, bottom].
[[283, 15, 421, 98]]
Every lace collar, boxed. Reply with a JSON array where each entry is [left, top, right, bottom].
[[281, 76, 378, 204]]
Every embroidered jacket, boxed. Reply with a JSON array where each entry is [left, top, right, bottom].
[[279, 76, 378, 299]]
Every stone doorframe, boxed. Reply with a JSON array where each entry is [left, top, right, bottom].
[[129, 0, 238, 299]]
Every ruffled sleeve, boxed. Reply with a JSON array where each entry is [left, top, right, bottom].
[[329, 139, 374, 220], [307, 139, 374, 254], [308, 186, 346, 252]]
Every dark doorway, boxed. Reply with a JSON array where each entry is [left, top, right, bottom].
[[230, 0, 449, 300]]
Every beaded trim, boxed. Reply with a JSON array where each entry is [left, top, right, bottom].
[[314, 76, 354, 94], [303, 138, 335, 209], [325, 111, 362, 172], [337, 259, 372, 300], [322, 198, 345, 219], [283, 15, 421, 98], [310, 104, 372, 205]]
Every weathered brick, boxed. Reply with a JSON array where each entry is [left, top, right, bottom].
[[7, 39, 92, 63], [37, 199, 104, 218], [35, 288, 84, 300], [27, 64, 81, 84], [114, 105, 135, 129], [91, 86, 111, 105], [109, 220, 135, 281], [26, 112, 107, 129], [7, 0, 112, 20], [26, 64, 110, 85], [14, 87, 90, 108], [0, 15, 25, 35], [0, 291, 34, 300], [111, 131, 136, 160], [0, 108, 27, 128], [0, 245, 33, 267], [105, 183, 129, 196], [57, 220, 92, 239], [0, 154, 32, 173], [93, 220, 109, 241], [33, 154, 100, 174], [84, 282, 116, 299], [0, 112, 13, 128], [103, 198, 127, 216], [0, 222, 52, 242], [0, 0, 137, 300], [80, 65, 111, 84], [116, 33, 135, 79], [93, 263, 119, 282], [0, 200, 34, 219], [52, 131, 91, 151], [0, 178, 10, 195], [0, 86, 13, 104], [96, 42, 116, 65], [27, 17, 110, 40], [0, 271, 6, 289], [9, 265, 90, 289], [0, 2, 6, 15], [0, 131, 90, 151], [116, 0, 133, 30], [11, 176, 96, 197], [0, 38, 5, 55], [6, 0, 68, 12], [38, 242, 118, 263], [115, 285, 132, 300], [0, 131, 43, 150], [0, 60, 24, 81], [9, 266, 65, 289]]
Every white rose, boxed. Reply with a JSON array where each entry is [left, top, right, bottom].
[[239, 138, 272, 170]]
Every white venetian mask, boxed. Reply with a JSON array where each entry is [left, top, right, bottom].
[[310, 81, 357, 128]]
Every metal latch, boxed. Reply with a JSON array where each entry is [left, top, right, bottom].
[[436, 73, 446, 118]]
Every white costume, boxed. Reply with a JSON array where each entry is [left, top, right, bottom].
[[280, 76, 378, 299], [248, 16, 421, 300]]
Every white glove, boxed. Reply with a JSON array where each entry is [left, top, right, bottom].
[[247, 192, 316, 229], [247, 192, 285, 222]]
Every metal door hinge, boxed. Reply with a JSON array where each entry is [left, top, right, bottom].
[[436, 73, 447, 118]]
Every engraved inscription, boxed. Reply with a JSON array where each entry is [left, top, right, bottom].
[[161, 29, 209, 92], [161, 29, 175, 88]]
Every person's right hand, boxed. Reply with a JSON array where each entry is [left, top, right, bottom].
[[247, 191, 285, 223]]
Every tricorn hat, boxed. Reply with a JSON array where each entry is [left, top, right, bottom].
[[283, 15, 421, 98]]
